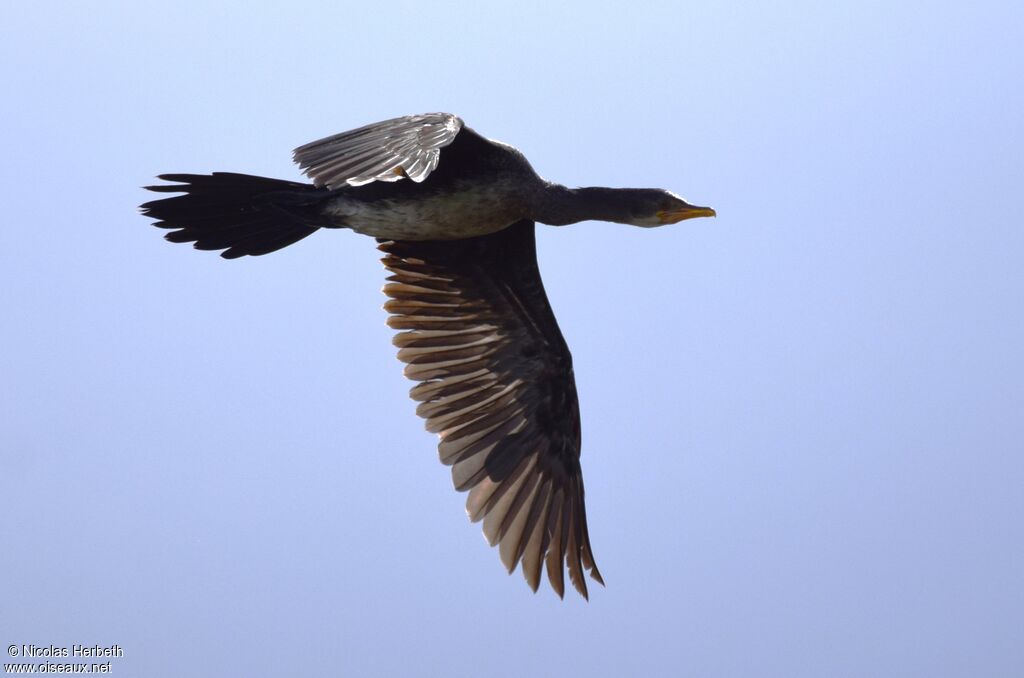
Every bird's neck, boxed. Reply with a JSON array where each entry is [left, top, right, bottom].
[[533, 184, 635, 226]]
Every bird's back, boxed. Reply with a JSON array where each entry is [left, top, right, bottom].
[[321, 127, 542, 240]]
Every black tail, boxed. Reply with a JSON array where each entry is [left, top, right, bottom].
[[141, 173, 329, 259]]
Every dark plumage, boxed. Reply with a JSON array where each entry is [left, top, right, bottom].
[[140, 113, 715, 598]]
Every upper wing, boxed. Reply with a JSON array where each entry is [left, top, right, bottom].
[[293, 113, 463, 189], [379, 220, 604, 599]]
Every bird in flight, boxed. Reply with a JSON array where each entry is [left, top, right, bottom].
[[141, 113, 715, 599]]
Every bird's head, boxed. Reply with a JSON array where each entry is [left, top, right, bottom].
[[534, 184, 716, 228], [618, 189, 716, 227]]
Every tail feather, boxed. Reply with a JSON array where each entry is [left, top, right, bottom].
[[140, 172, 328, 259]]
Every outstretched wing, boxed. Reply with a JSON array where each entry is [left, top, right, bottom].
[[293, 113, 463, 189], [379, 220, 604, 599]]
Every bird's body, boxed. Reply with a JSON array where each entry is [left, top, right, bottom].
[[321, 126, 537, 239], [141, 113, 714, 599], [326, 175, 528, 240]]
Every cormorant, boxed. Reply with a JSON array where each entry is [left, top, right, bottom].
[[140, 113, 715, 599]]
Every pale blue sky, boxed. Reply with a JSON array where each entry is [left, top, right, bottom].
[[2, 1, 1022, 676]]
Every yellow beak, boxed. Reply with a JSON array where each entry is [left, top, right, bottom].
[[657, 204, 716, 224]]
